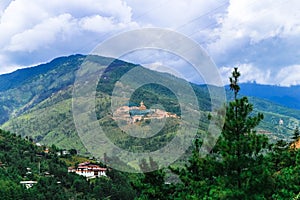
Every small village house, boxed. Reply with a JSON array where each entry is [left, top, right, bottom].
[[20, 181, 37, 189], [68, 162, 107, 179]]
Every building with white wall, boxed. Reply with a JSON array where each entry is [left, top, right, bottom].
[[68, 162, 107, 179]]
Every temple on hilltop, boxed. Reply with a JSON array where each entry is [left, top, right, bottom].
[[113, 100, 179, 123], [139, 101, 146, 110]]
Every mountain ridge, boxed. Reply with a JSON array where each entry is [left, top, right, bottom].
[[0, 54, 85, 92], [237, 83, 300, 110], [0, 55, 299, 151]]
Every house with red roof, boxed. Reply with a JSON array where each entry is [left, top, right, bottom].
[[68, 162, 107, 179]]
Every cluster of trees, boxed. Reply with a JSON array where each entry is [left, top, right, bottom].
[[0, 129, 137, 199], [135, 68, 300, 199], [1, 68, 300, 199]]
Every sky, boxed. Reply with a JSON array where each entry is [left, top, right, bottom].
[[0, 0, 300, 86]]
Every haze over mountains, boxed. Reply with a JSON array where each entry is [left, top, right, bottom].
[[238, 83, 300, 110], [0, 54, 299, 152]]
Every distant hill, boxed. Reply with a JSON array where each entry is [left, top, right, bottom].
[[223, 83, 300, 141], [0, 55, 213, 156], [0, 55, 299, 152], [236, 83, 300, 110], [0, 55, 85, 92], [0, 54, 86, 124]]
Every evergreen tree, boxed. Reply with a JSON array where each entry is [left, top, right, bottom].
[[172, 68, 272, 199], [214, 68, 271, 198], [134, 157, 170, 200], [271, 143, 300, 199]]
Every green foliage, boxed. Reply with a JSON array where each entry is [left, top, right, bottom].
[[249, 96, 300, 141], [170, 68, 275, 199], [94, 170, 136, 200], [0, 129, 138, 199], [133, 157, 171, 200], [2, 55, 300, 199], [0, 55, 85, 124], [269, 143, 300, 199]]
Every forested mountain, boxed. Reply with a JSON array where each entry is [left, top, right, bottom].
[[1, 68, 300, 199], [0, 54, 299, 151], [0, 54, 212, 153], [237, 83, 300, 110], [0, 54, 85, 125]]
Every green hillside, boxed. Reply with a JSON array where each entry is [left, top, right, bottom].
[[0, 55, 299, 154], [249, 96, 300, 141], [0, 129, 138, 199], [2, 67, 300, 199], [0, 55, 85, 124], [1, 55, 213, 155]]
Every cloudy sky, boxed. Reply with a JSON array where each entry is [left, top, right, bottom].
[[0, 0, 299, 86]]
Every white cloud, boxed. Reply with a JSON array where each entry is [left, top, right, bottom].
[[80, 15, 118, 32], [120, 49, 206, 84], [0, 0, 299, 88], [6, 14, 75, 52], [275, 65, 300, 86], [0, 1, 48, 47], [220, 64, 300, 87], [0, 0, 9, 18], [126, 0, 227, 31], [0, 0, 135, 41], [0, 0, 230, 74], [209, 0, 300, 56], [79, 15, 138, 33], [207, 0, 300, 86], [220, 64, 271, 85], [0, 0, 138, 73]]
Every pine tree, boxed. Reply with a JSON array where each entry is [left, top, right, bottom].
[[214, 68, 272, 198], [172, 68, 272, 199], [134, 157, 169, 200], [271, 136, 300, 199]]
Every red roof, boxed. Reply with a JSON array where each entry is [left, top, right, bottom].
[[76, 162, 107, 171]]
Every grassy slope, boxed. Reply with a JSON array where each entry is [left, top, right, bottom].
[[1, 89, 88, 153], [1, 55, 300, 153], [1, 59, 212, 158], [249, 96, 300, 141], [0, 55, 85, 124], [3, 82, 299, 154]]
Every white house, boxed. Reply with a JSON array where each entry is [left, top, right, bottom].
[[20, 181, 37, 189], [68, 162, 107, 179], [279, 118, 284, 125]]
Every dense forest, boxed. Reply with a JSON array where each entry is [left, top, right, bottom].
[[0, 128, 139, 199], [1, 68, 300, 199]]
